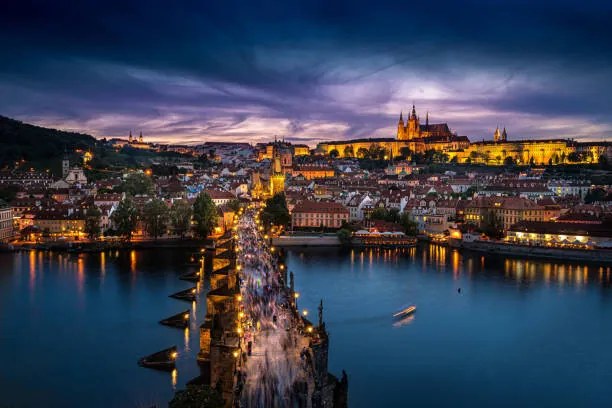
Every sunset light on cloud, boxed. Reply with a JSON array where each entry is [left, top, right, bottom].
[[1, 0, 611, 145]]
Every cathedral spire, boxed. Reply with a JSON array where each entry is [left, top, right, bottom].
[[425, 111, 429, 128]]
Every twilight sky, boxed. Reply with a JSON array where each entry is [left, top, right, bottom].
[[1, 0, 611, 146]]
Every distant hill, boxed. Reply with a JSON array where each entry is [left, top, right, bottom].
[[0, 115, 96, 166]]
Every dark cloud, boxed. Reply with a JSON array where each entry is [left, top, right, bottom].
[[0, 0, 611, 143]]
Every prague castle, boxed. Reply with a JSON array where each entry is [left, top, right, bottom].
[[316, 104, 609, 165]]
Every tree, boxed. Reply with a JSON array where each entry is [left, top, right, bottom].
[[118, 172, 154, 195], [356, 147, 370, 159], [399, 213, 418, 236], [112, 197, 139, 240], [567, 152, 581, 162], [170, 199, 193, 238], [193, 192, 218, 238], [142, 198, 169, 239], [227, 199, 241, 213], [584, 187, 607, 204], [482, 210, 504, 239], [336, 228, 352, 246], [343, 145, 354, 158], [503, 156, 515, 166], [84, 205, 102, 240], [261, 193, 290, 227], [399, 147, 412, 159], [329, 149, 339, 158]]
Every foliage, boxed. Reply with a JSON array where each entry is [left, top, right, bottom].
[[111, 197, 139, 240], [117, 172, 154, 195], [329, 149, 339, 158], [84, 205, 102, 239], [584, 187, 609, 204], [343, 145, 354, 157], [169, 385, 224, 408], [567, 152, 581, 163], [356, 147, 370, 159], [142, 198, 169, 239], [0, 185, 19, 202], [193, 192, 218, 238], [336, 228, 353, 246], [170, 199, 193, 237], [399, 213, 418, 236], [399, 146, 412, 160], [0, 115, 95, 168], [482, 210, 504, 239], [261, 193, 290, 227], [227, 199, 241, 212], [503, 156, 515, 166]]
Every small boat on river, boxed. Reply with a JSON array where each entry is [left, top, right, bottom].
[[393, 305, 416, 319]]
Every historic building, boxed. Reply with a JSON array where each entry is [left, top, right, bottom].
[[316, 105, 469, 158], [396, 105, 453, 140], [269, 149, 286, 196], [316, 104, 609, 165]]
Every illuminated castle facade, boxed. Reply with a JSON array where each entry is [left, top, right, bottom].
[[316, 104, 609, 165], [397, 105, 453, 140]]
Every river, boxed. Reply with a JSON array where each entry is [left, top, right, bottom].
[[1, 245, 611, 407]]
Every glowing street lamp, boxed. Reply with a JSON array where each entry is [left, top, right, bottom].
[[302, 310, 308, 316]]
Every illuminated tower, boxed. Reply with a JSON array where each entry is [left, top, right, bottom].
[[62, 149, 70, 178], [406, 104, 420, 139], [396, 112, 406, 140], [128, 131, 133, 143], [139, 131, 143, 143], [269, 149, 285, 196], [501, 127, 508, 142], [493, 126, 501, 142]]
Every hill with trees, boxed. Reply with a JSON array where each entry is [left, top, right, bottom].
[[0, 115, 96, 166]]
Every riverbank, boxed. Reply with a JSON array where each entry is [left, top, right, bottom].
[[11, 238, 208, 253], [458, 240, 612, 263]]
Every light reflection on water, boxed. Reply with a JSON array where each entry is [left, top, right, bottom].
[[288, 244, 612, 407], [0, 248, 207, 408]]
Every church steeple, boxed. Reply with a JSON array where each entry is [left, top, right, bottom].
[[128, 131, 133, 143], [139, 131, 143, 143], [501, 127, 507, 142], [494, 126, 501, 142]]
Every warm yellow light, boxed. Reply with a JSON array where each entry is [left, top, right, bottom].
[[307, 326, 313, 333], [237, 327, 243, 334], [238, 311, 245, 318], [279, 264, 284, 270], [302, 310, 308, 316], [294, 292, 300, 299], [237, 295, 243, 301], [270, 247, 275, 252], [191, 288, 196, 294], [171, 351, 178, 359], [184, 313, 189, 320]]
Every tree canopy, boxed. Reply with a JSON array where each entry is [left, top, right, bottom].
[[170, 199, 193, 238], [193, 192, 218, 238], [111, 197, 139, 240], [142, 198, 169, 239], [261, 193, 290, 227]]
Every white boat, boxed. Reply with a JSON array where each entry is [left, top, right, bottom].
[[393, 305, 416, 319]]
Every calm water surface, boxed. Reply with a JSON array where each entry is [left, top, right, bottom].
[[287, 246, 612, 408], [0, 249, 206, 408], [1, 246, 612, 407]]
